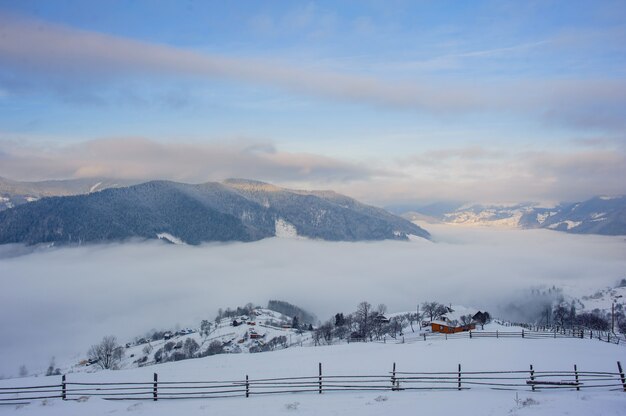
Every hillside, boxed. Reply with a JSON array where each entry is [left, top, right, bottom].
[[1, 321, 624, 416], [0, 179, 430, 245], [0, 176, 137, 211]]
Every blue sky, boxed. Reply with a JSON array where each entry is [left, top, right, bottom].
[[0, 1, 625, 204]]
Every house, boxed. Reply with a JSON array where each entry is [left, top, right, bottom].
[[249, 329, 265, 339], [431, 320, 475, 334], [373, 314, 390, 324]]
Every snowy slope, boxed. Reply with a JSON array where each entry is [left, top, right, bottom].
[[71, 308, 311, 374], [1, 321, 625, 416]]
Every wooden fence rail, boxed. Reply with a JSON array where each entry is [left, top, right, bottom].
[[389, 329, 624, 345], [1, 361, 625, 404]]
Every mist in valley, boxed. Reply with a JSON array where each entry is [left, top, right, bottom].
[[1, 225, 625, 377]]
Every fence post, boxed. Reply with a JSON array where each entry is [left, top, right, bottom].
[[246, 375, 249, 398], [496, 330, 499, 339], [61, 374, 66, 400], [423, 333, 426, 341], [153, 373, 158, 401], [469, 331, 472, 339], [391, 362, 396, 391], [318, 362, 322, 394], [522, 329, 524, 338], [574, 365, 580, 391], [458, 364, 462, 391], [529, 365, 535, 391], [618, 361, 626, 392]]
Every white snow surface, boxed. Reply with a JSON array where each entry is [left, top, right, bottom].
[[89, 182, 103, 193], [580, 286, 626, 313], [536, 212, 557, 224], [1, 323, 625, 415], [274, 218, 299, 238], [156, 233, 186, 245], [548, 220, 582, 230]]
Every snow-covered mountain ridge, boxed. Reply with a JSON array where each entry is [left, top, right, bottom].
[[0, 179, 430, 245], [403, 195, 626, 235]]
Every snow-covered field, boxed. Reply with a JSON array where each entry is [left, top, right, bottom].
[[1, 323, 625, 415]]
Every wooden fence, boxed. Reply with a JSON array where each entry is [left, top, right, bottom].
[[374, 328, 625, 345], [2, 361, 625, 405]]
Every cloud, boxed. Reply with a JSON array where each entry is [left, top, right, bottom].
[[0, 226, 624, 376], [331, 146, 626, 206], [1, 13, 626, 129], [1, 138, 624, 205], [0, 137, 378, 184]]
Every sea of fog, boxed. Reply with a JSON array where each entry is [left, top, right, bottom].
[[1, 224, 625, 377]]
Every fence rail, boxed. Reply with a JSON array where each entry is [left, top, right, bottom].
[[382, 328, 625, 345], [1, 361, 624, 405]]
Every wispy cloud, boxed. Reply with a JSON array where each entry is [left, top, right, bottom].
[[0, 137, 379, 184], [1, 14, 625, 129]]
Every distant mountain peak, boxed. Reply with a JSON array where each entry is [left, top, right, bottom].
[[222, 178, 283, 193]]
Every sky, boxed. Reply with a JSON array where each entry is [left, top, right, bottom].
[[1, 225, 625, 377], [0, 1, 625, 205]]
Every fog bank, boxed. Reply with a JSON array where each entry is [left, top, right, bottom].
[[1, 225, 625, 377]]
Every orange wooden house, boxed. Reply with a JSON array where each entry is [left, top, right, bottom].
[[431, 321, 475, 334]]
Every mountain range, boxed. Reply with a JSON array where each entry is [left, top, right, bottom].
[[0, 178, 430, 246], [402, 196, 626, 235]]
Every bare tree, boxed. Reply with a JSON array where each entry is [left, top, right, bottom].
[[355, 301, 372, 340], [422, 302, 447, 321], [88, 336, 124, 370], [460, 315, 473, 326], [45, 357, 61, 376], [376, 304, 387, 315], [183, 338, 200, 358], [200, 320, 212, 337]]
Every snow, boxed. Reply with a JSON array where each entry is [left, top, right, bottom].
[[580, 286, 626, 313], [2, 323, 625, 415], [107, 308, 309, 372], [89, 182, 103, 193], [274, 218, 299, 238], [156, 233, 186, 245], [536, 212, 557, 224], [548, 221, 582, 230], [2, 390, 625, 416], [443, 209, 523, 228]]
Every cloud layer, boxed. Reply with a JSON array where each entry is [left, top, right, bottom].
[[0, 225, 624, 376], [1, 14, 626, 129]]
